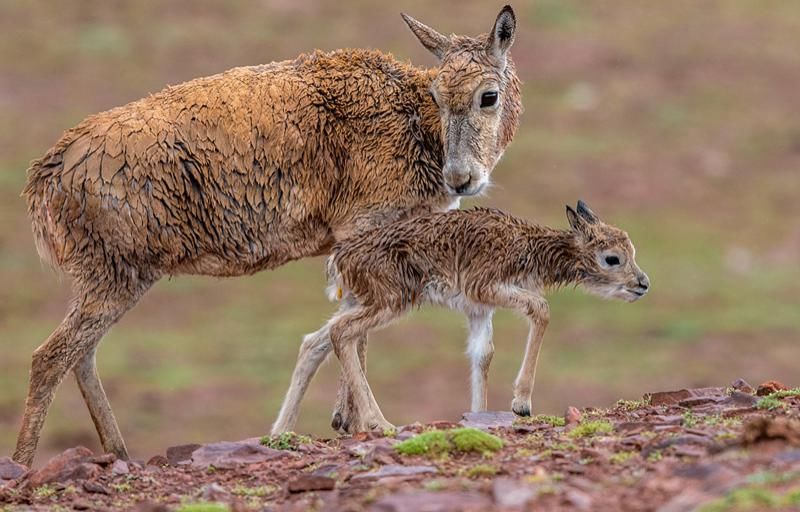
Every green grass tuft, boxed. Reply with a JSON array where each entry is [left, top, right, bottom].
[[463, 464, 498, 478], [568, 420, 613, 438], [395, 427, 503, 457], [260, 431, 312, 450], [514, 414, 566, 427], [756, 396, 785, 411], [176, 503, 230, 512], [766, 388, 800, 399], [609, 451, 636, 464]]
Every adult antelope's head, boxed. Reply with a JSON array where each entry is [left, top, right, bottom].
[[402, 5, 522, 197]]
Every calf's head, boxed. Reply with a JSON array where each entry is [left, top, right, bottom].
[[402, 5, 522, 196], [566, 201, 650, 302]]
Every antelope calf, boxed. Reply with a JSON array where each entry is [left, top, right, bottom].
[[272, 201, 649, 433]]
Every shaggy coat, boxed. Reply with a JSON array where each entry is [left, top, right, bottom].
[[272, 203, 650, 433], [15, 6, 522, 467]]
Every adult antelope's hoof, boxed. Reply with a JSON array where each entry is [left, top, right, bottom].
[[331, 412, 343, 431], [511, 398, 531, 417]]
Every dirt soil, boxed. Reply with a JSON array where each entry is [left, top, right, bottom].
[[2, 380, 799, 512]]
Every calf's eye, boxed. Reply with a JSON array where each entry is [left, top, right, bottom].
[[480, 91, 498, 108], [605, 255, 620, 266]]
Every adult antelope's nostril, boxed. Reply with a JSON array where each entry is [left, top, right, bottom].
[[638, 274, 650, 290], [455, 179, 472, 194]]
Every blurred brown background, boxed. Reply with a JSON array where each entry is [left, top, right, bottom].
[[1, 0, 798, 466]]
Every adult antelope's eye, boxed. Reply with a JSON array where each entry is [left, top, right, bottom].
[[480, 91, 498, 108], [605, 255, 620, 266]]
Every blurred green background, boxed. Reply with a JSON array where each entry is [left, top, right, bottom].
[[1, 0, 798, 465]]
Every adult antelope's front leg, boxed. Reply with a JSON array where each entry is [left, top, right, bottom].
[[465, 310, 494, 412], [329, 305, 395, 433]]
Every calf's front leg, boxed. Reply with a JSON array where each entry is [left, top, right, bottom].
[[477, 286, 549, 417]]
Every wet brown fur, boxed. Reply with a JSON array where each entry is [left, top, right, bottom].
[[273, 204, 649, 433], [15, 7, 522, 466]]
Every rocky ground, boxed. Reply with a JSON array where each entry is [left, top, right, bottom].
[[1, 380, 799, 512]]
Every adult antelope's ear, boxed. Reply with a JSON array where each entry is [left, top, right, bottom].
[[487, 5, 516, 67], [401, 13, 450, 59], [576, 200, 599, 224]]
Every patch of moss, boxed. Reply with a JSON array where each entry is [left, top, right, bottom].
[[756, 396, 785, 411], [615, 397, 650, 411], [260, 431, 312, 450], [33, 485, 57, 499], [514, 414, 566, 427], [176, 503, 230, 512], [395, 427, 503, 457], [609, 451, 636, 464], [464, 464, 498, 478], [568, 420, 613, 438], [111, 483, 133, 493], [766, 388, 800, 399], [231, 484, 275, 497], [647, 450, 663, 462], [682, 411, 699, 428], [423, 479, 446, 491]]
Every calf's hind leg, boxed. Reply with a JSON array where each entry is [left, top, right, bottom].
[[14, 277, 153, 467]]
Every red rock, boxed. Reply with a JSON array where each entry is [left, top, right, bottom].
[[165, 444, 201, 465], [146, 455, 169, 467], [565, 406, 582, 426], [731, 378, 755, 394], [742, 416, 800, 445], [757, 380, 790, 396], [0, 457, 27, 480], [287, 474, 336, 493], [83, 480, 110, 494], [28, 447, 101, 487], [370, 491, 492, 512]]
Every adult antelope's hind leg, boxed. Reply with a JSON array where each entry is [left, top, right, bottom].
[[271, 324, 333, 435], [331, 334, 367, 432], [329, 305, 395, 433], [14, 277, 151, 466], [465, 310, 494, 412], [73, 348, 128, 459]]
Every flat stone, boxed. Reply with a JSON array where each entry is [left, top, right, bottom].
[[460, 411, 516, 430], [492, 477, 536, 507], [370, 491, 492, 512], [190, 439, 287, 469], [649, 387, 727, 406], [287, 474, 336, 493], [166, 444, 201, 465], [350, 464, 437, 481], [28, 447, 101, 487], [0, 457, 27, 480], [111, 460, 129, 476]]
